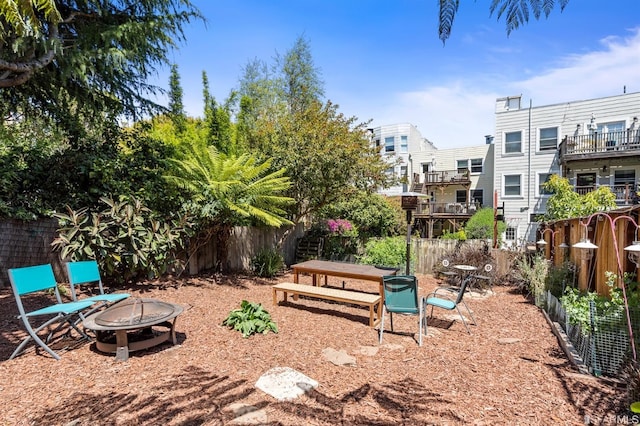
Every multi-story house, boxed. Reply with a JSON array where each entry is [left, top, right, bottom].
[[493, 91, 640, 246], [409, 141, 495, 238], [370, 123, 437, 196]]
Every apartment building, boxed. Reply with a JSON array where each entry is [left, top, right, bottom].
[[493, 92, 640, 246], [370, 123, 436, 196]]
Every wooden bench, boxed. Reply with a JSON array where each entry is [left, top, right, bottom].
[[272, 282, 381, 327]]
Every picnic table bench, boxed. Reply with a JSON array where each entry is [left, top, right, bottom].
[[272, 282, 381, 327]]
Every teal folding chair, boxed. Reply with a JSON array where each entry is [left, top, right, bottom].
[[379, 275, 424, 346], [8, 264, 95, 360], [423, 274, 477, 335], [66, 260, 129, 316]]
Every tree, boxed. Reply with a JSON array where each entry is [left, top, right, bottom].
[[542, 174, 617, 221], [164, 140, 294, 270], [259, 100, 393, 221], [275, 35, 324, 114], [168, 64, 186, 133], [465, 207, 506, 240], [438, 0, 570, 43], [1, 0, 203, 123]]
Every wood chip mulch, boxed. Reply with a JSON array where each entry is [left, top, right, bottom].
[[0, 271, 627, 425]]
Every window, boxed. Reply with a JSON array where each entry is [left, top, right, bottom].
[[400, 165, 407, 177], [505, 227, 516, 241], [471, 189, 483, 205], [507, 97, 521, 110], [456, 159, 468, 174], [400, 135, 408, 153], [456, 190, 467, 203], [505, 131, 522, 153], [504, 174, 521, 196], [538, 173, 552, 196], [470, 158, 483, 173], [576, 173, 596, 195], [421, 163, 430, 173], [614, 170, 636, 201], [384, 136, 395, 153], [539, 127, 558, 151]]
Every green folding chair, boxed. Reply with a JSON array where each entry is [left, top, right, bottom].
[[66, 260, 129, 317], [8, 264, 95, 360], [379, 275, 424, 346]]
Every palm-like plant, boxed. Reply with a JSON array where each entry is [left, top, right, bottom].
[[439, 0, 570, 43], [165, 141, 294, 270]]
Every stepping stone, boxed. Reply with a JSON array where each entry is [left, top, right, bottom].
[[225, 403, 268, 425], [255, 367, 318, 401], [358, 346, 379, 356], [497, 337, 521, 344], [322, 347, 356, 366]]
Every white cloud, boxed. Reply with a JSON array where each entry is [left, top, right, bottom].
[[510, 28, 640, 105], [370, 27, 640, 149], [370, 84, 498, 148]]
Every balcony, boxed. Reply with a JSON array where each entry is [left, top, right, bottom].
[[559, 129, 640, 163], [574, 184, 637, 205], [410, 170, 471, 193], [413, 201, 480, 217]]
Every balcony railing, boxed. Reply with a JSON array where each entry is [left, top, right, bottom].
[[414, 201, 481, 216], [561, 130, 640, 156], [574, 184, 637, 204], [412, 170, 471, 188]]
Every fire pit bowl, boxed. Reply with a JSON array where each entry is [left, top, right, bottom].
[[82, 298, 184, 361]]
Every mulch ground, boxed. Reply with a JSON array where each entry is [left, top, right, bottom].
[[0, 271, 628, 425]]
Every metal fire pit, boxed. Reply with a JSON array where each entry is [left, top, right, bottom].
[[82, 298, 184, 361]]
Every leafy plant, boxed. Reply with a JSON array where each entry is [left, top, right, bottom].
[[251, 248, 284, 278], [222, 300, 278, 338], [560, 272, 639, 333], [465, 207, 506, 242], [545, 261, 576, 298], [512, 253, 549, 302], [441, 229, 466, 240], [358, 236, 408, 270], [52, 196, 193, 284], [310, 218, 360, 260]]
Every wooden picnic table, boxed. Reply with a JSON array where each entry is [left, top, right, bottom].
[[291, 260, 398, 324]]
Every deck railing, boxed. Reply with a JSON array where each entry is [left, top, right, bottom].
[[412, 169, 471, 186], [561, 129, 640, 156], [574, 184, 637, 204], [415, 201, 481, 215]]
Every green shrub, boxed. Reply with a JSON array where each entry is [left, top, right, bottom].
[[316, 191, 404, 238], [465, 207, 506, 241], [309, 218, 360, 260], [357, 236, 408, 270], [545, 261, 576, 298], [512, 253, 549, 302], [251, 248, 284, 278], [441, 229, 466, 240], [222, 300, 278, 338], [52, 195, 192, 284], [559, 272, 639, 333]]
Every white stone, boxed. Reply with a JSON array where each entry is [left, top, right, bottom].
[[255, 367, 318, 401]]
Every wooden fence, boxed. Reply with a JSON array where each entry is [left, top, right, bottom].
[[0, 219, 305, 287]]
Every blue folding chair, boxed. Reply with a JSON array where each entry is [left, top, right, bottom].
[[66, 260, 129, 316], [423, 274, 477, 335], [8, 264, 95, 360], [379, 275, 424, 346]]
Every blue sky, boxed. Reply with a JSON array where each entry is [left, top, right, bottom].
[[154, 0, 640, 149]]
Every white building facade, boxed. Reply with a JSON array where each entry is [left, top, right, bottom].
[[493, 92, 640, 247], [370, 123, 436, 196]]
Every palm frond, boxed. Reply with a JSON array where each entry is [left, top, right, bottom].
[[438, 0, 460, 44]]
